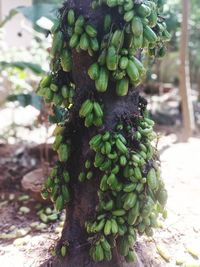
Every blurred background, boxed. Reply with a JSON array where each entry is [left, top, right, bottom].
[[0, 0, 200, 266]]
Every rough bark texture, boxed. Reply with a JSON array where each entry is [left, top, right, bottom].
[[42, 1, 145, 266]]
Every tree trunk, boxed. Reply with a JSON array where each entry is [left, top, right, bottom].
[[179, 0, 195, 140], [40, 1, 145, 267]]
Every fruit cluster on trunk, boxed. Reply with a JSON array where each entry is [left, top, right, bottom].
[[37, 0, 170, 266]]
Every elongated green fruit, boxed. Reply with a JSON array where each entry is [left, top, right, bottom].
[[126, 60, 140, 82], [116, 78, 129, 96], [119, 57, 129, 70], [88, 63, 100, 80], [127, 201, 139, 225], [90, 37, 99, 51], [143, 25, 157, 43], [124, 10, 134, 22], [116, 138, 128, 154], [62, 185, 70, 202], [55, 195, 64, 211], [40, 75, 52, 88], [79, 99, 93, 117], [69, 33, 79, 48], [80, 33, 90, 51], [61, 245, 67, 257], [104, 220, 112, 236], [131, 17, 143, 36], [95, 67, 109, 92], [106, 46, 118, 71], [93, 102, 103, 117], [60, 49, 72, 72], [51, 31, 63, 57], [111, 30, 124, 49], [85, 24, 97, 38], [147, 168, 158, 190], [67, 9, 75, 26], [58, 144, 70, 162]]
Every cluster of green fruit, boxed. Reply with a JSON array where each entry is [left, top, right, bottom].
[[65, 9, 99, 56], [52, 132, 71, 163], [37, 74, 75, 107], [79, 99, 104, 127], [87, 0, 170, 95], [78, 113, 167, 262], [41, 164, 71, 212]]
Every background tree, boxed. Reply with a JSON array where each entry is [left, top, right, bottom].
[[12, 0, 169, 266]]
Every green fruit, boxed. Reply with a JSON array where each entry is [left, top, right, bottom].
[[63, 171, 70, 183], [101, 238, 111, 251], [133, 35, 143, 49], [67, 9, 75, 25], [124, 1, 134, 11], [62, 185, 70, 202], [61, 245, 67, 257], [157, 189, 168, 206], [119, 237, 129, 257], [51, 31, 63, 57], [69, 33, 79, 48], [79, 99, 94, 117], [107, 0, 118, 7], [88, 63, 100, 80], [95, 219, 106, 232], [116, 78, 129, 96], [93, 102, 103, 117], [116, 138, 128, 154], [148, 10, 158, 27], [131, 17, 143, 36], [78, 172, 86, 182], [106, 46, 118, 71], [98, 49, 107, 66], [60, 49, 72, 72], [90, 134, 102, 148], [58, 144, 70, 162], [112, 209, 126, 216], [85, 112, 94, 127], [125, 250, 136, 263], [137, 4, 151, 17], [127, 201, 139, 225], [55, 195, 64, 211], [120, 155, 127, 166], [80, 33, 90, 51], [85, 24, 97, 38], [126, 60, 140, 82], [111, 219, 118, 234], [143, 25, 157, 43], [90, 37, 99, 51], [119, 57, 129, 70], [95, 67, 109, 92], [40, 75, 52, 88], [123, 183, 137, 193], [147, 168, 158, 190], [104, 220, 112, 235], [123, 193, 137, 210], [124, 10, 134, 22], [111, 30, 124, 49], [75, 15, 85, 27]]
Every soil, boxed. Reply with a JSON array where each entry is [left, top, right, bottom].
[[0, 129, 200, 267]]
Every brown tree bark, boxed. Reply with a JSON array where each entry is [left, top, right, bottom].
[[42, 1, 145, 266]]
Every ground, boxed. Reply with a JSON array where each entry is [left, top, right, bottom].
[[0, 130, 200, 267]]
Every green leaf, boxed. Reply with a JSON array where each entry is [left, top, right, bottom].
[[0, 61, 45, 75], [0, 3, 61, 31]]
